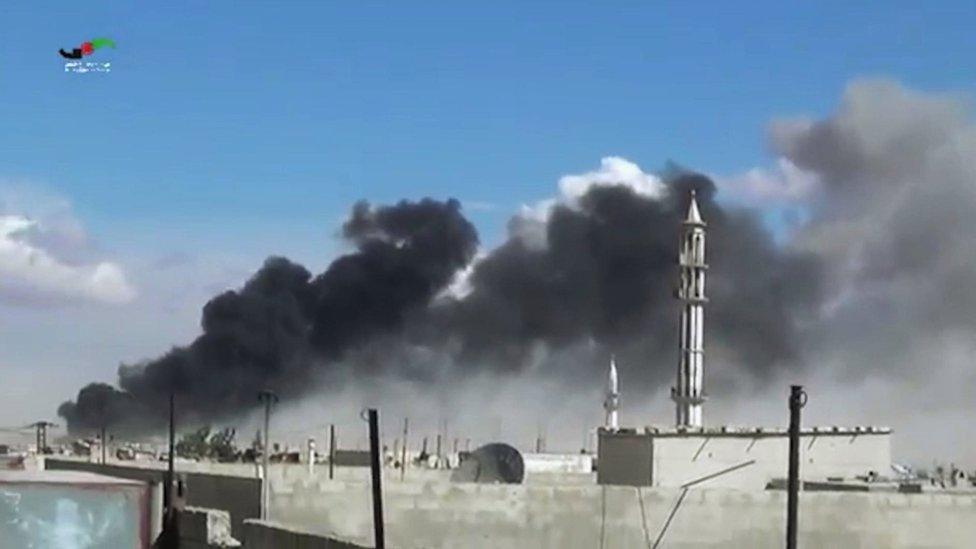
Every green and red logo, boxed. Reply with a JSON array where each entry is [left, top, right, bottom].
[[60, 38, 115, 59]]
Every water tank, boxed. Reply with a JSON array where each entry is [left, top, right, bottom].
[[450, 443, 524, 484]]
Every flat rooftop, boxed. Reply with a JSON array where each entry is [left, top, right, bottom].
[[602, 425, 892, 438]]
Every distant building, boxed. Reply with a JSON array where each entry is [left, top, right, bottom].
[[597, 190, 893, 488]]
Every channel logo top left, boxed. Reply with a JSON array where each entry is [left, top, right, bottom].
[[60, 37, 115, 73], [59, 37, 115, 59]]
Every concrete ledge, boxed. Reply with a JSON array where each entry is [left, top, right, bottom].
[[243, 520, 371, 548], [179, 507, 241, 547]]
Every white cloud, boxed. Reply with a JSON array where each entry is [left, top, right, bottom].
[[0, 212, 135, 307], [513, 157, 665, 249], [558, 156, 665, 203], [717, 157, 820, 205]]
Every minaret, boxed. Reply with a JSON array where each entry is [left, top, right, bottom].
[[671, 190, 708, 428], [604, 356, 620, 430]]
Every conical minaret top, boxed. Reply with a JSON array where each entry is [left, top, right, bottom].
[[604, 355, 620, 431], [684, 189, 705, 226], [672, 190, 708, 428]]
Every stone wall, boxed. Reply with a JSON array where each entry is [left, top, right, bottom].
[[269, 475, 975, 548]]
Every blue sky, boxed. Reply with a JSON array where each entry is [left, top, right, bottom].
[[2, 2, 974, 256], [0, 1, 975, 427]]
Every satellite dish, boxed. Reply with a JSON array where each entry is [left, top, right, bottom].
[[450, 443, 524, 484]]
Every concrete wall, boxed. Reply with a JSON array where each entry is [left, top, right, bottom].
[[178, 506, 241, 548], [269, 475, 976, 548], [521, 453, 593, 474], [652, 431, 891, 489], [243, 520, 369, 549], [596, 431, 653, 486], [599, 428, 891, 489]]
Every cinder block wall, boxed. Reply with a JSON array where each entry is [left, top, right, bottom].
[[269, 476, 976, 548]]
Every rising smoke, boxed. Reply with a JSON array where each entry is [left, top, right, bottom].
[[58, 170, 821, 434], [60, 80, 976, 463]]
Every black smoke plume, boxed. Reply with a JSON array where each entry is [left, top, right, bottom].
[[59, 198, 478, 434], [59, 173, 822, 435]]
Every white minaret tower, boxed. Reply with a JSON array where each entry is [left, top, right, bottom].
[[604, 356, 620, 430], [671, 190, 708, 428]]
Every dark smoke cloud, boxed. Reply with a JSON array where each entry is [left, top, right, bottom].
[[424, 174, 822, 390], [59, 199, 478, 434], [60, 168, 821, 434]]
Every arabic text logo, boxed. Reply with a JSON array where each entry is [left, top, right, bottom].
[[59, 38, 116, 60]]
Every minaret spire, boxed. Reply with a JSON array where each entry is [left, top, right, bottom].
[[672, 190, 708, 428], [604, 355, 620, 431]]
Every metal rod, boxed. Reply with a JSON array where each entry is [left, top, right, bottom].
[[400, 418, 408, 481], [165, 391, 175, 513], [368, 409, 385, 549], [329, 423, 336, 480], [652, 459, 756, 549], [681, 459, 756, 489], [258, 390, 278, 520], [435, 434, 442, 467], [652, 488, 688, 549], [787, 384, 806, 549]]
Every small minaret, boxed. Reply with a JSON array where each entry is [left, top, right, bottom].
[[604, 356, 620, 430], [671, 190, 708, 428]]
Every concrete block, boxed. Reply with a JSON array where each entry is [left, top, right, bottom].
[[179, 507, 241, 547]]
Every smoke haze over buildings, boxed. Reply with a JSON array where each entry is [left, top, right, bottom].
[[58, 80, 976, 463]]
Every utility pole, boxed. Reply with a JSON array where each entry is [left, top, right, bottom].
[[367, 409, 385, 549], [157, 389, 180, 549], [400, 418, 409, 481], [435, 434, 442, 468], [787, 385, 807, 549], [328, 423, 336, 480], [165, 391, 176, 512], [257, 390, 279, 520]]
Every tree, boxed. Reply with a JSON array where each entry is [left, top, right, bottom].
[[176, 426, 240, 461]]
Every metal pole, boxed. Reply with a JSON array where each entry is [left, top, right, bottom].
[[165, 391, 175, 512], [329, 423, 336, 480], [435, 434, 442, 468], [307, 438, 316, 476], [258, 390, 278, 520], [367, 409, 385, 549], [787, 385, 807, 549], [100, 425, 107, 464], [400, 418, 408, 481]]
